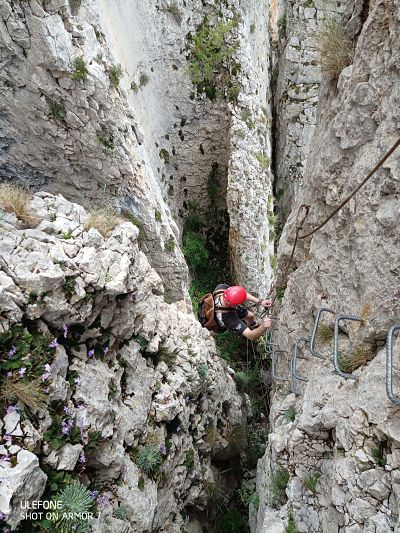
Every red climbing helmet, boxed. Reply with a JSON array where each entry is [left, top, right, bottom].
[[224, 286, 247, 306]]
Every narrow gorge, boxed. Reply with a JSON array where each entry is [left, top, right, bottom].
[[0, 0, 399, 532]]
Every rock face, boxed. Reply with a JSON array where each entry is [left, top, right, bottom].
[[0, 192, 245, 531], [0, 0, 274, 299], [253, 0, 400, 531]]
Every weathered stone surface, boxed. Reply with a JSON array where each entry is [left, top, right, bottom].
[[0, 450, 47, 529]]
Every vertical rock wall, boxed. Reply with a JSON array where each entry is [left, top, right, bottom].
[[274, 0, 347, 223], [0, 0, 188, 300], [253, 0, 400, 531]]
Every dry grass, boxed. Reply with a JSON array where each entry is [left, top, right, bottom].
[[316, 324, 334, 345], [0, 183, 41, 227], [1, 379, 47, 413], [84, 207, 123, 237], [317, 19, 354, 78], [339, 345, 375, 373]]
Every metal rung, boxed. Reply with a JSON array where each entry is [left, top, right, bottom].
[[333, 315, 362, 380], [265, 328, 278, 354], [272, 349, 289, 382], [310, 307, 335, 358], [386, 325, 400, 405], [291, 337, 310, 395]]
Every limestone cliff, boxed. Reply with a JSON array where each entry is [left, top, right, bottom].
[[253, 0, 400, 531], [0, 192, 245, 532]]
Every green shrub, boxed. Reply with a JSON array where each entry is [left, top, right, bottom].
[[247, 425, 267, 465], [284, 405, 296, 422], [137, 445, 163, 476], [71, 57, 88, 81], [109, 63, 124, 89], [187, 17, 239, 100], [270, 466, 289, 508], [48, 98, 66, 121], [63, 276, 76, 299], [372, 445, 386, 466], [286, 512, 298, 533], [197, 362, 208, 381], [317, 18, 354, 79], [302, 472, 321, 494], [122, 213, 148, 242], [238, 485, 259, 510], [165, 235, 175, 252], [185, 449, 195, 469], [276, 287, 285, 302], [159, 148, 170, 163], [97, 127, 115, 150], [256, 152, 270, 170], [182, 231, 208, 273], [215, 508, 249, 533]]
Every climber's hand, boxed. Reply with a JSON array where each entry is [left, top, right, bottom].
[[260, 299, 273, 308], [261, 318, 272, 330]]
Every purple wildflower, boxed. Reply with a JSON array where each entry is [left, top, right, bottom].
[[76, 415, 85, 439], [103, 346, 109, 354], [74, 377, 81, 387], [4, 435, 12, 445], [79, 451, 86, 464], [63, 324, 68, 338], [176, 425, 181, 433], [89, 490, 98, 500], [87, 349, 95, 358], [18, 367, 26, 377], [41, 364, 51, 382], [159, 444, 167, 456], [63, 406, 72, 416], [6, 372, 12, 378], [44, 387, 50, 394], [61, 418, 74, 436], [6, 405, 19, 415], [162, 462, 169, 471], [7, 346, 16, 359], [49, 338, 58, 349], [2, 528, 10, 533], [0, 454, 10, 462], [0, 512, 6, 521], [97, 494, 109, 510]]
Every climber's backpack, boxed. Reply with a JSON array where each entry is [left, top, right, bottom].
[[197, 289, 230, 331]]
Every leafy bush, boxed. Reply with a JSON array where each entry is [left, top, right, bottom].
[[113, 505, 131, 520], [185, 449, 195, 469], [284, 405, 296, 422], [317, 19, 354, 79], [97, 128, 115, 150], [109, 63, 124, 89], [71, 57, 88, 81], [187, 17, 239, 100], [182, 231, 208, 273], [247, 424, 267, 465], [0, 183, 40, 227], [137, 445, 163, 476], [372, 445, 387, 466], [215, 508, 249, 533], [270, 466, 289, 508], [238, 484, 259, 510]]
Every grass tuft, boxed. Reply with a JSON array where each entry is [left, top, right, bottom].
[[270, 465, 289, 508], [317, 19, 354, 79], [1, 379, 47, 413], [316, 323, 334, 345], [339, 345, 375, 373], [302, 472, 321, 494], [0, 183, 41, 227], [84, 207, 123, 237]]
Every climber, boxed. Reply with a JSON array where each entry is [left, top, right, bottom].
[[198, 284, 272, 340]]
